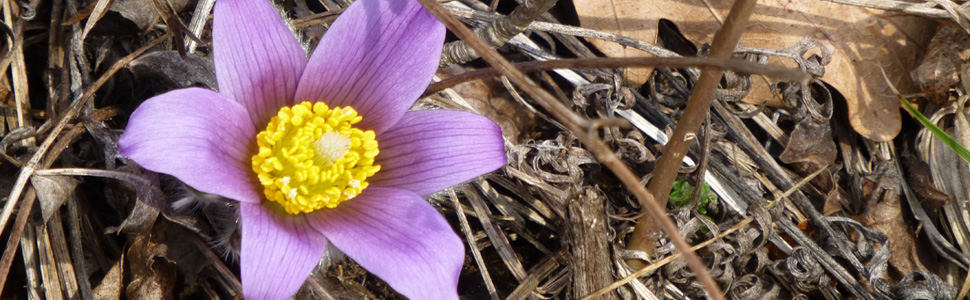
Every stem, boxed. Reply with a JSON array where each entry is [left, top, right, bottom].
[[626, 0, 758, 269], [417, 0, 728, 298], [426, 56, 807, 97]]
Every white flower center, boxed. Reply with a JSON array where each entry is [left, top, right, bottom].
[[314, 131, 351, 167]]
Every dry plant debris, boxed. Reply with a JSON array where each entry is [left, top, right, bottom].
[[1, 0, 970, 299], [575, 0, 936, 142]]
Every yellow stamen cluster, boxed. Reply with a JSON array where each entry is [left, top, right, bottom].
[[251, 101, 380, 214]]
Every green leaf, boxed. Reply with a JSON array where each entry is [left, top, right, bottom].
[[900, 97, 970, 164], [669, 180, 692, 208], [668, 180, 719, 215]]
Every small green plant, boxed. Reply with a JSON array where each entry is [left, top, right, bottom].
[[669, 180, 718, 215]]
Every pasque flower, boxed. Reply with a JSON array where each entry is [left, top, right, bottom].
[[118, 0, 506, 298]]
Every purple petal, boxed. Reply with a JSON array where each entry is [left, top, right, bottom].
[[119, 88, 262, 203], [214, 0, 307, 126], [307, 187, 462, 300], [240, 203, 327, 300], [370, 110, 506, 195], [294, 0, 445, 134]]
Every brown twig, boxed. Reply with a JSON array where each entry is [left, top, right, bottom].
[[445, 5, 679, 58], [582, 168, 824, 300], [3, 0, 31, 143], [440, 0, 559, 66], [823, 0, 952, 19], [416, 0, 728, 298], [292, 9, 343, 29], [426, 56, 808, 97], [626, 0, 757, 269]]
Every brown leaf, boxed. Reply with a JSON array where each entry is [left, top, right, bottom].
[[575, 0, 935, 141], [779, 118, 845, 213], [425, 68, 536, 143], [858, 191, 929, 277], [110, 0, 191, 31], [129, 51, 217, 96], [30, 175, 78, 224], [126, 225, 178, 300], [911, 25, 970, 104], [81, 0, 115, 41], [902, 151, 951, 210], [93, 255, 124, 300], [779, 119, 836, 170]]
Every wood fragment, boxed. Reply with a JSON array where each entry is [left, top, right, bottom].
[[506, 251, 565, 300], [36, 223, 65, 300], [449, 188, 500, 300], [567, 188, 617, 300], [48, 212, 80, 299], [462, 185, 530, 282], [20, 216, 42, 299]]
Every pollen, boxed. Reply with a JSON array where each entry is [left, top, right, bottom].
[[251, 101, 380, 214]]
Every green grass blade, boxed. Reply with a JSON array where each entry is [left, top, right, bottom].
[[900, 97, 970, 164]]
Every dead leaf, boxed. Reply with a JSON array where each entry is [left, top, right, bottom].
[[911, 25, 970, 104], [779, 118, 846, 214], [902, 151, 951, 210], [858, 190, 929, 278], [81, 0, 115, 41], [103, 166, 165, 234], [93, 255, 124, 300], [126, 224, 178, 300], [425, 68, 536, 143], [575, 0, 935, 141], [110, 0, 191, 31], [779, 119, 837, 171], [128, 50, 217, 96], [30, 175, 78, 224]]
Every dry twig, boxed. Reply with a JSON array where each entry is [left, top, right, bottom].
[[417, 0, 729, 298]]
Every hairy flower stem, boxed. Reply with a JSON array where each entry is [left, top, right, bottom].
[[419, 0, 728, 298], [626, 0, 758, 270], [439, 0, 559, 67]]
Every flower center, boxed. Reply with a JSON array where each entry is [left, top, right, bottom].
[[251, 101, 380, 214]]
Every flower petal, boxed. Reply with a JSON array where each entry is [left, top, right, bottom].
[[307, 187, 462, 300], [119, 88, 261, 203], [240, 203, 327, 300], [370, 110, 506, 195], [294, 0, 445, 133], [214, 0, 307, 126]]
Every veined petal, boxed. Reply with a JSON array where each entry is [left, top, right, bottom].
[[214, 0, 307, 126], [370, 110, 506, 196], [307, 187, 462, 300], [294, 0, 445, 134], [119, 88, 262, 203], [240, 203, 327, 300]]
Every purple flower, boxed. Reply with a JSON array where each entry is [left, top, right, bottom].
[[117, 0, 506, 298]]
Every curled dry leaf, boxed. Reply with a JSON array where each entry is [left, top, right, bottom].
[[110, 0, 192, 31], [128, 50, 217, 96], [126, 232, 178, 300], [778, 118, 845, 214], [911, 25, 970, 104], [30, 175, 78, 224], [426, 69, 535, 143], [575, 0, 935, 141], [856, 183, 930, 278]]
